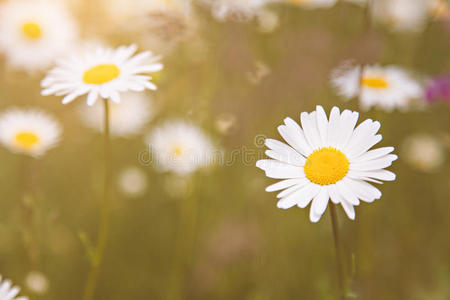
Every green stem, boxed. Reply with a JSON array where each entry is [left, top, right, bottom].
[[167, 178, 199, 300], [330, 205, 345, 300], [82, 99, 112, 300]]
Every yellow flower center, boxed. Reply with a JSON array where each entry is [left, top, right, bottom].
[[173, 146, 183, 156], [22, 22, 42, 39], [15, 132, 39, 149], [304, 147, 349, 186], [361, 77, 388, 89], [83, 64, 120, 85]]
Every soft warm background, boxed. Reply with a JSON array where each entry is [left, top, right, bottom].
[[0, 1, 449, 300]]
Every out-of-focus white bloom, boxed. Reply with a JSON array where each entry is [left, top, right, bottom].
[[25, 271, 49, 295], [78, 92, 155, 137], [402, 134, 445, 172], [41, 45, 163, 106], [215, 113, 237, 135], [118, 166, 148, 196], [201, 0, 273, 22], [256, 106, 397, 222], [331, 63, 423, 111], [283, 0, 337, 9], [145, 120, 218, 175], [256, 9, 279, 32], [0, 274, 28, 300], [0, 108, 62, 157], [371, 0, 428, 32], [0, 0, 78, 72]]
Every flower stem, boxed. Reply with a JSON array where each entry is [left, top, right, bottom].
[[83, 99, 112, 300], [330, 204, 345, 300]]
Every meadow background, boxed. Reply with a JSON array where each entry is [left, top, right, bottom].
[[0, 1, 449, 299]]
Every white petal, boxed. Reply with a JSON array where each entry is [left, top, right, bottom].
[[350, 154, 398, 171], [347, 169, 396, 181], [327, 106, 341, 148], [351, 147, 395, 163], [265, 178, 304, 192], [309, 206, 322, 223], [300, 112, 321, 150], [277, 122, 313, 157], [337, 110, 359, 149], [311, 187, 329, 215], [276, 179, 309, 198], [86, 90, 98, 106], [296, 183, 322, 208], [345, 119, 382, 158], [344, 178, 381, 203], [315, 105, 329, 146], [256, 159, 304, 179], [341, 200, 355, 220], [327, 184, 343, 204], [336, 180, 360, 205]]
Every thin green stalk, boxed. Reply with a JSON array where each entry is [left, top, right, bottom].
[[83, 99, 112, 300], [330, 205, 345, 300], [167, 179, 199, 300]]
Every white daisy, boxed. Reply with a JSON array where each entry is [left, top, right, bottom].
[[0, 0, 78, 72], [117, 166, 148, 196], [331, 64, 423, 111], [402, 134, 445, 173], [371, 0, 428, 32], [78, 92, 155, 137], [256, 105, 397, 222], [0, 274, 28, 300], [201, 0, 273, 22], [283, 0, 337, 9], [145, 120, 218, 175], [0, 108, 62, 157], [24, 271, 49, 295], [41, 44, 163, 106]]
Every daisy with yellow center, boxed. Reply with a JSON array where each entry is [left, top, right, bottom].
[[145, 120, 218, 175], [41, 44, 163, 106], [0, 108, 62, 157], [256, 105, 397, 222], [331, 63, 423, 111], [0, 0, 78, 72]]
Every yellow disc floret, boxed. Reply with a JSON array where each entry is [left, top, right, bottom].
[[83, 64, 120, 84], [304, 147, 349, 186], [15, 132, 39, 150], [361, 77, 388, 89], [22, 22, 42, 39]]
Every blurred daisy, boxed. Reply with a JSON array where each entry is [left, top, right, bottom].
[[283, 0, 337, 9], [371, 0, 428, 32], [78, 92, 155, 137], [41, 44, 163, 106], [331, 64, 423, 111], [0, 0, 78, 72], [117, 166, 148, 196], [201, 0, 273, 22], [256, 105, 397, 222], [402, 134, 445, 172], [25, 271, 49, 295], [0, 274, 28, 300], [0, 108, 61, 157], [145, 121, 218, 175]]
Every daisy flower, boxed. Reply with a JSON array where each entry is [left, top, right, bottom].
[[41, 44, 163, 106], [78, 92, 155, 137], [145, 120, 218, 175], [117, 166, 148, 196], [402, 134, 445, 173], [283, 0, 337, 9], [331, 64, 423, 111], [256, 105, 397, 222], [0, 0, 78, 72], [0, 108, 62, 157], [0, 274, 28, 300], [201, 0, 273, 22]]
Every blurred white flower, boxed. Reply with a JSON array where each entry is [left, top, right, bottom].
[[256, 106, 397, 222], [78, 92, 155, 137], [0, 274, 28, 300], [118, 166, 148, 196], [0, 0, 78, 72], [41, 44, 163, 106], [25, 271, 49, 295], [256, 9, 279, 32], [283, 0, 337, 9], [0, 108, 62, 157], [331, 63, 423, 111], [145, 120, 218, 175], [371, 0, 428, 32], [201, 0, 273, 22], [402, 134, 445, 172]]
